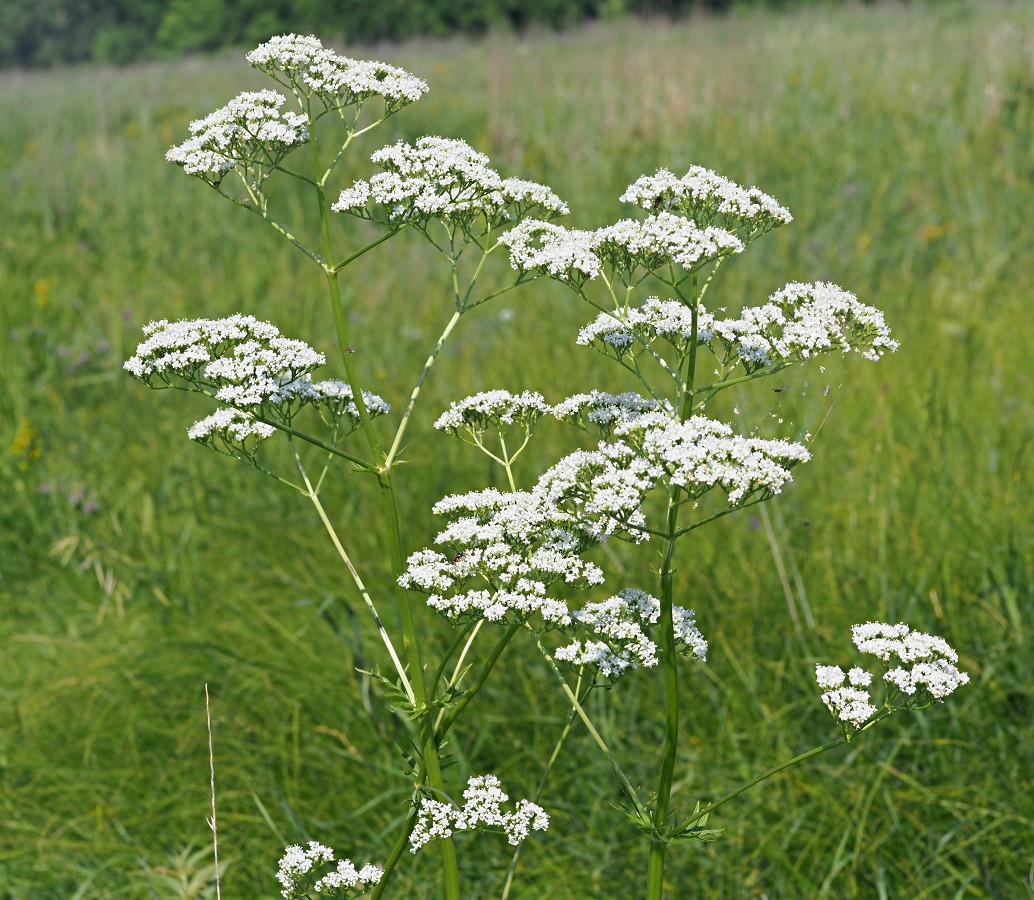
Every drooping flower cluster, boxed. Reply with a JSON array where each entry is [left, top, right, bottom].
[[620, 166, 793, 236], [165, 89, 309, 181], [712, 281, 898, 369], [816, 623, 969, 732], [333, 136, 567, 234], [276, 841, 382, 898], [247, 34, 428, 113], [409, 775, 549, 853], [124, 315, 389, 446], [434, 390, 551, 438], [555, 588, 707, 678]]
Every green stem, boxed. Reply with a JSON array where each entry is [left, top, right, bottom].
[[378, 473, 461, 899], [438, 624, 520, 738], [500, 671, 585, 900], [529, 627, 650, 823], [384, 309, 463, 469], [306, 106, 458, 897], [646, 502, 681, 900], [296, 458, 414, 705]]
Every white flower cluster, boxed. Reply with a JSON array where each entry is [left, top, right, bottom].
[[815, 665, 879, 728], [404, 404, 804, 629], [551, 390, 669, 436], [125, 315, 325, 404], [577, 298, 716, 356], [555, 588, 707, 678], [500, 212, 742, 285], [620, 166, 793, 234], [852, 622, 970, 700], [246, 34, 428, 112], [594, 212, 744, 277], [187, 408, 277, 445], [125, 315, 389, 442], [434, 390, 551, 437], [713, 282, 898, 369], [609, 411, 811, 504], [399, 486, 603, 628], [165, 89, 308, 179], [409, 775, 549, 853], [332, 137, 567, 232], [497, 220, 603, 284], [816, 623, 969, 731], [276, 841, 382, 898]]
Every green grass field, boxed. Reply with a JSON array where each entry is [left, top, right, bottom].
[[2, 1, 1033, 896]]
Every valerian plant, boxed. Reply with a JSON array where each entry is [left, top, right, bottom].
[[126, 34, 970, 899]]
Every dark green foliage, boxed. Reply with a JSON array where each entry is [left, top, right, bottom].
[[0, 0, 905, 69]]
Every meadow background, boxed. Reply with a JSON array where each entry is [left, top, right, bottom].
[[2, 1, 1033, 896]]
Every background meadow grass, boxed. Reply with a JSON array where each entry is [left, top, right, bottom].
[[2, 1, 1033, 896]]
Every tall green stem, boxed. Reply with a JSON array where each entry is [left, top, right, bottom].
[[307, 113, 460, 899], [646, 501, 681, 900]]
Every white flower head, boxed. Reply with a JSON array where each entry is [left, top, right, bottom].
[[247, 34, 428, 112], [126, 315, 388, 443], [551, 390, 669, 436], [621, 166, 792, 235], [594, 212, 743, 278], [499, 219, 602, 285], [577, 297, 716, 358], [713, 281, 898, 370], [434, 390, 551, 437], [166, 89, 308, 181], [275, 840, 381, 898], [333, 137, 566, 233], [409, 775, 548, 853], [556, 587, 707, 679], [610, 412, 811, 505], [817, 623, 969, 731]]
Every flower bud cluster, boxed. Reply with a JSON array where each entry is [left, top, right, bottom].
[[555, 588, 707, 678], [620, 166, 792, 235], [816, 623, 969, 731], [276, 841, 382, 898], [409, 775, 549, 853], [166, 89, 308, 181], [247, 34, 428, 113], [333, 137, 567, 234]]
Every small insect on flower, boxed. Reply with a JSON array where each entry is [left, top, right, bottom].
[[449, 552, 468, 566]]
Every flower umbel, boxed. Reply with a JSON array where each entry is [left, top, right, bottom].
[[165, 89, 308, 183], [276, 841, 382, 898], [247, 33, 428, 113], [409, 775, 549, 853], [817, 623, 969, 734]]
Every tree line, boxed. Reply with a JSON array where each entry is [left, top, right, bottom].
[[2, 0, 882, 69]]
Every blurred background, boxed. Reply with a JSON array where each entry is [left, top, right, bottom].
[[1, 0, 1032, 897]]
